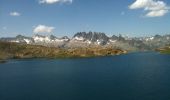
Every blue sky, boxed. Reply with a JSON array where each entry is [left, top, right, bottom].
[[0, 0, 170, 37]]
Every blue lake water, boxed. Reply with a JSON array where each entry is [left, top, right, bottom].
[[0, 52, 170, 100]]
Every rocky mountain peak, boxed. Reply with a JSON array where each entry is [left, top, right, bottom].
[[73, 32, 109, 45]]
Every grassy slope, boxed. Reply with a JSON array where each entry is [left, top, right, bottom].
[[156, 47, 170, 54], [0, 41, 126, 60]]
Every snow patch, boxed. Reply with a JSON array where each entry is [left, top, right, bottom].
[[74, 37, 84, 41], [24, 39, 31, 44]]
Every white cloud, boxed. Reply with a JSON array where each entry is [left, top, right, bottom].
[[129, 0, 169, 17], [33, 25, 55, 33], [39, 0, 72, 4], [10, 12, 21, 16], [146, 9, 168, 17]]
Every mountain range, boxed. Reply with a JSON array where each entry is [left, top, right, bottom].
[[1, 32, 170, 51]]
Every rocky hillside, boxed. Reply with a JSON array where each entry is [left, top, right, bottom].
[[0, 42, 126, 60]]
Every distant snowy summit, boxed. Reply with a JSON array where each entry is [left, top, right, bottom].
[[1, 32, 170, 51]]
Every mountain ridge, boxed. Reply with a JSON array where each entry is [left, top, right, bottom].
[[1, 32, 170, 51]]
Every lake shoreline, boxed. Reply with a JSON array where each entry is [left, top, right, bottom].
[[0, 52, 127, 64], [0, 41, 127, 63], [1, 51, 164, 64]]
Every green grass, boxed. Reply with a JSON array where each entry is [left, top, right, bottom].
[[156, 47, 170, 54], [160, 50, 170, 54]]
